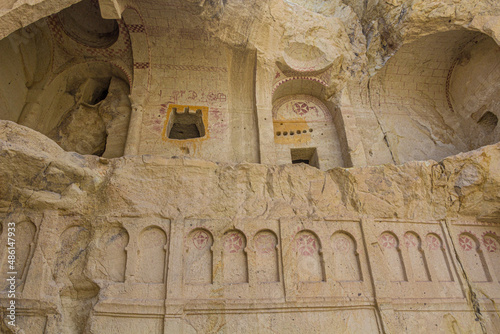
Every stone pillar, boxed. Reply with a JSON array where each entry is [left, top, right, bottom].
[[17, 89, 43, 130], [255, 54, 277, 165], [360, 216, 400, 334], [330, 89, 368, 167], [124, 103, 143, 156]]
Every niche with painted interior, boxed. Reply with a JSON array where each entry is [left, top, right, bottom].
[[295, 230, 325, 282], [378, 232, 407, 282], [165, 105, 207, 140], [272, 78, 344, 170]]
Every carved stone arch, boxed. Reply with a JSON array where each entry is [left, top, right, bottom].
[[403, 231, 431, 282], [55, 224, 98, 334], [137, 225, 168, 283], [55, 225, 97, 293], [253, 229, 279, 283], [17, 61, 132, 158], [369, 30, 500, 164], [458, 232, 492, 282], [185, 228, 214, 285], [425, 233, 453, 282], [294, 230, 325, 282], [331, 230, 362, 282], [378, 231, 407, 282], [483, 233, 500, 282], [121, 7, 150, 97], [1, 220, 37, 291], [272, 77, 328, 104], [97, 225, 129, 282], [222, 229, 248, 284]]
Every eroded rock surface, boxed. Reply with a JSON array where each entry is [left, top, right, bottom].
[[1, 0, 500, 332]]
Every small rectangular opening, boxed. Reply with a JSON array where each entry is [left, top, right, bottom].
[[167, 108, 205, 139], [291, 147, 319, 168]]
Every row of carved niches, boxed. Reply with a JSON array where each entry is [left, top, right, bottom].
[[371, 221, 500, 300], [179, 219, 371, 301], [450, 223, 500, 299], [3, 218, 500, 303], [371, 221, 462, 300]]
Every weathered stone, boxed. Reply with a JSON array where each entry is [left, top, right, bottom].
[[0, 0, 500, 333]]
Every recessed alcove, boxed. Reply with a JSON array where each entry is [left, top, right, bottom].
[[365, 30, 500, 164], [0, 4, 133, 158], [55, 0, 119, 48], [477, 111, 498, 134], [167, 108, 206, 140], [291, 147, 319, 168], [272, 78, 344, 170]]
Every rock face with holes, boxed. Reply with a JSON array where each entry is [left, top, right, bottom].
[[1, 0, 500, 333]]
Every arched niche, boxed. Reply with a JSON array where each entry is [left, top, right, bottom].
[[137, 226, 167, 284], [185, 228, 213, 285], [378, 232, 407, 282], [272, 79, 345, 170], [449, 37, 500, 149], [331, 231, 362, 282], [404, 232, 430, 282], [18, 62, 132, 157], [1, 221, 36, 291], [97, 226, 129, 282], [294, 230, 325, 282], [0, 18, 52, 123], [253, 230, 279, 283], [368, 30, 500, 164], [54, 0, 119, 48], [0, 1, 133, 158], [55, 225, 94, 290], [483, 233, 500, 282], [425, 233, 453, 282], [222, 230, 248, 284], [457, 233, 491, 283]]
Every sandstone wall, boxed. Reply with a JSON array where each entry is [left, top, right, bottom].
[[1, 120, 499, 333], [0, 0, 500, 333]]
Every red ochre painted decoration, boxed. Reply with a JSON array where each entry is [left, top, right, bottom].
[[296, 234, 318, 256], [192, 230, 210, 250], [333, 235, 351, 253], [379, 234, 397, 249], [255, 233, 276, 254], [426, 234, 441, 251], [224, 232, 243, 253], [459, 235, 474, 251]]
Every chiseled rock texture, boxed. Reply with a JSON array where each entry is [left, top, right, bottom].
[[0, 0, 500, 333], [1, 120, 500, 333]]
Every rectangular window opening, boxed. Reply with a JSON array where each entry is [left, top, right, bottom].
[[167, 108, 205, 140], [291, 147, 319, 168]]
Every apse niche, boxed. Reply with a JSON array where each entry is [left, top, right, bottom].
[[369, 30, 500, 164], [0, 0, 133, 158], [272, 78, 344, 170]]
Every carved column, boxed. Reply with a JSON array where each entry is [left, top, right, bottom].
[[255, 54, 277, 164], [330, 89, 368, 167], [124, 103, 143, 155]]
